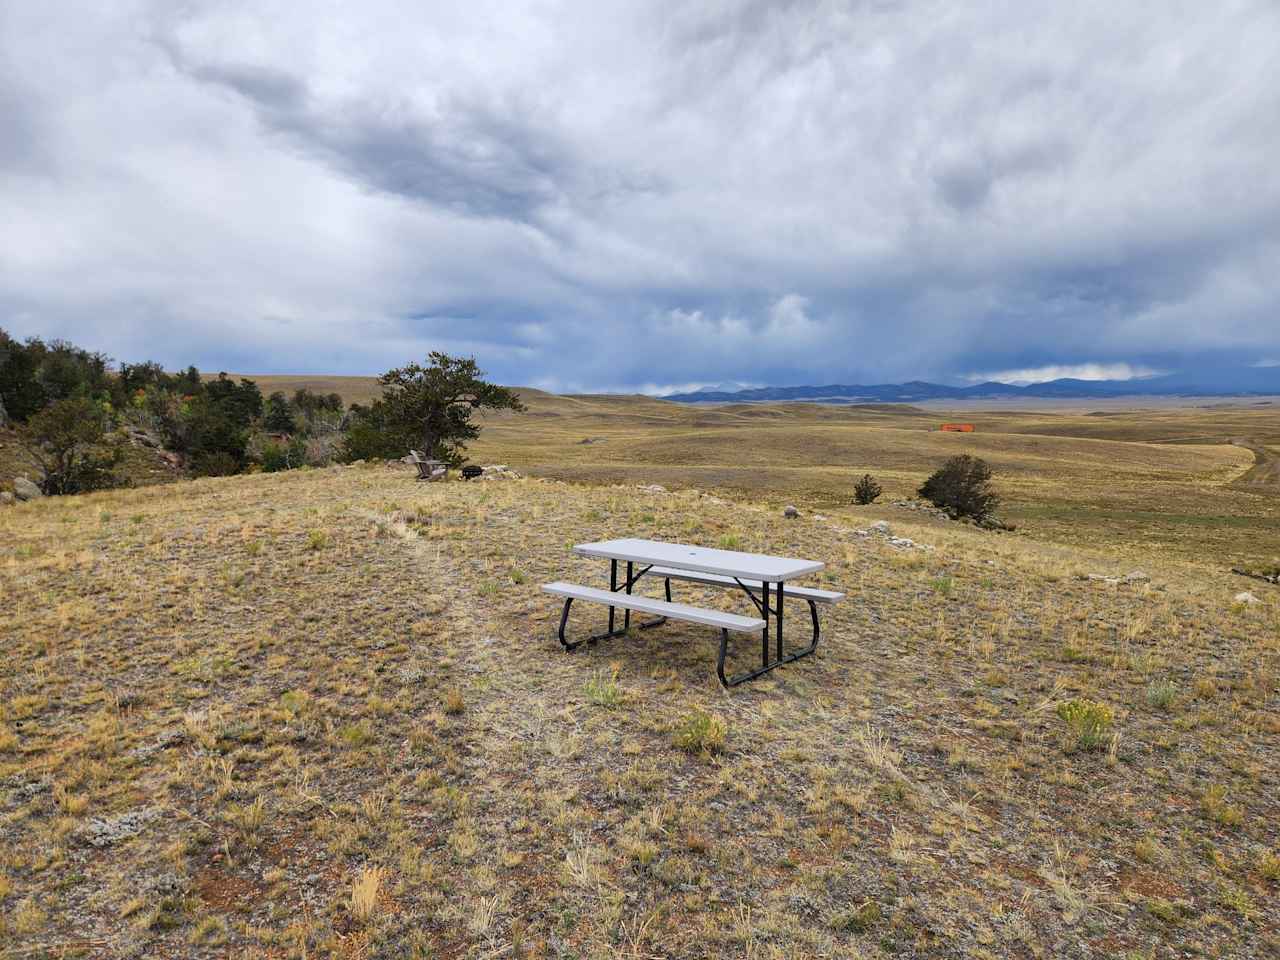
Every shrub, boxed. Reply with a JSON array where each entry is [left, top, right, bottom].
[[1201, 783, 1244, 827], [339, 409, 412, 462], [18, 396, 123, 495], [583, 670, 623, 707], [673, 709, 727, 755], [258, 437, 307, 473], [1056, 698, 1114, 752], [263, 391, 297, 433], [853, 473, 882, 505], [443, 689, 465, 715], [191, 450, 240, 478], [918, 454, 999, 519], [1146, 679, 1177, 710], [832, 899, 881, 933]]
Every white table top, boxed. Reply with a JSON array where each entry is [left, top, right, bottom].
[[574, 538, 823, 582]]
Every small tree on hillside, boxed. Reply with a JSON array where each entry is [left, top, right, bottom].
[[853, 473, 882, 505], [18, 396, 122, 495], [263, 391, 297, 433], [371, 352, 525, 464], [918, 454, 999, 520]]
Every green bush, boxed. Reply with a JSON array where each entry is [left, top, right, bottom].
[[1056, 698, 1114, 752], [259, 438, 307, 473], [853, 473, 882, 505], [339, 410, 412, 462], [673, 709, 727, 755], [191, 451, 240, 478], [17, 396, 123, 495], [918, 454, 999, 519]]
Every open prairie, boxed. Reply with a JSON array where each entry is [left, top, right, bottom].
[[3, 461, 1279, 958], [2, 394, 1278, 958], [469, 392, 1280, 573]]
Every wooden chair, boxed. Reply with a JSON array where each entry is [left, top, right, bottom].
[[407, 450, 448, 481]]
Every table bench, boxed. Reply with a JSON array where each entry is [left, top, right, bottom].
[[541, 538, 840, 686], [641, 566, 844, 645]]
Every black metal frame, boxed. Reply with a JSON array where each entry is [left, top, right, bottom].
[[711, 578, 821, 686], [555, 555, 824, 687], [555, 559, 670, 651]]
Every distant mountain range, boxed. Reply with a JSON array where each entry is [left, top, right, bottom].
[[662, 367, 1280, 404]]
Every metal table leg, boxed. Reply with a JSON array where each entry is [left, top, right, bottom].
[[713, 577, 822, 686]]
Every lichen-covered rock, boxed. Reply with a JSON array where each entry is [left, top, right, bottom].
[[13, 477, 41, 501], [77, 807, 160, 847]]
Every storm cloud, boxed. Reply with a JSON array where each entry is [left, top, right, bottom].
[[2, 1, 1278, 391]]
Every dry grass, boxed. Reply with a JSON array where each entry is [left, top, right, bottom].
[[470, 393, 1280, 571], [1, 412, 1278, 956]]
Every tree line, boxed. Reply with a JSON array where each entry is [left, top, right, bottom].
[[1, 329, 521, 496]]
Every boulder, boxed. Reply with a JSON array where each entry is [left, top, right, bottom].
[[868, 520, 891, 535], [1234, 591, 1261, 605], [783, 504, 800, 519], [0, 491, 14, 506], [13, 477, 42, 501], [976, 515, 1016, 531]]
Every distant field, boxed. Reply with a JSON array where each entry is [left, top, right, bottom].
[[470, 393, 1280, 572], [203, 373, 383, 406], [105, 379, 1280, 571]]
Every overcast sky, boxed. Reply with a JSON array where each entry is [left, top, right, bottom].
[[2, 1, 1278, 392]]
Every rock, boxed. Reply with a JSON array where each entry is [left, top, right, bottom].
[[1084, 571, 1150, 587], [479, 465, 522, 481], [13, 477, 42, 501], [783, 504, 800, 519], [890, 498, 952, 522], [0, 491, 14, 506], [77, 807, 160, 847], [887, 536, 935, 551], [1234, 591, 1261, 605], [635, 483, 666, 493], [126, 428, 159, 448], [976, 515, 1015, 531], [813, 514, 829, 522], [868, 520, 891, 535]]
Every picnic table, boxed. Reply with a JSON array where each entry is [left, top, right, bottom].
[[542, 538, 843, 686]]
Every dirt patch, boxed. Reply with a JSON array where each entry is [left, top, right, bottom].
[[193, 864, 263, 911]]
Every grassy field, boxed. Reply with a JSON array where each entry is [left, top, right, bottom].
[[3, 391, 1279, 957], [204, 374, 385, 407], [2, 459, 1278, 958], [468, 393, 1280, 573]]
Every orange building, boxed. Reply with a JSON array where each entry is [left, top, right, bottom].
[[940, 423, 975, 432]]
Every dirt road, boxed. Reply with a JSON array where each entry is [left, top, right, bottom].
[[1230, 438, 1280, 491]]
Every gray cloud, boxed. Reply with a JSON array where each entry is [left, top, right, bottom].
[[2, 0, 1279, 391]]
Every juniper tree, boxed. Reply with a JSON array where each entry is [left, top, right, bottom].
[[369, 352, 525, 464]]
